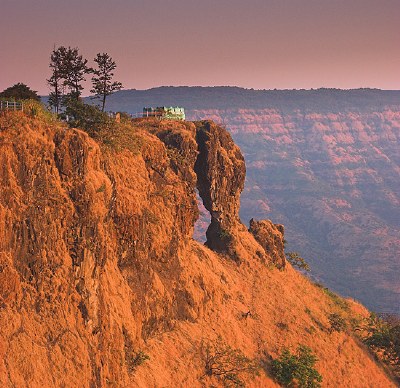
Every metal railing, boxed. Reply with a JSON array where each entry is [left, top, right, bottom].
[[0, 100, 24, 111]]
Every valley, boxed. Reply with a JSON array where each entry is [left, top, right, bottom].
[[106, 87, 400, 313]]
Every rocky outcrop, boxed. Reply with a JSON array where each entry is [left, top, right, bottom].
[[151, 120, 198, 186], [188, 107, 400, 314], [249, 218, 286, 268], [194, 121, 246, 256]]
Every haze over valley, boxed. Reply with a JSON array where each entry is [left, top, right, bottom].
[[106, 87, 400, 314]]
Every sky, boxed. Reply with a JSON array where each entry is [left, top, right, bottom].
[[1, 0, 399, 95]]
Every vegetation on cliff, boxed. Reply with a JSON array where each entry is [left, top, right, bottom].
[[47, 46, 122, 114], [0, 83, 40, 101]]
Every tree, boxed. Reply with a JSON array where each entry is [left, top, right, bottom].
[[202, 337, 260, 386], [363, 313, 400, 373], [48, 46, 89, 112], [286, 252, 311, 271], [328, 313, 347, 333], [63, 47, 89, 100], [47, 46, 68, 113], [0, 83, 40, 101], [62, 98, 109, 136], [90, 53, 122, 111], [271, 345, 322, 388]]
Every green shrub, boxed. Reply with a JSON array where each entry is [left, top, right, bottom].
[[123, 327, 150, 373], [285, 252, 310, 271], [61, 99, 145, 155], [63, 98, 110, 135], [96, 182, 106, 193], [271, 345, 322, 387], [328, 313, 347, 333], [363, 313, 400, 375], [276, 322, 289, 331], [131, 350, 150, 368], [0, 83, 40, 101]]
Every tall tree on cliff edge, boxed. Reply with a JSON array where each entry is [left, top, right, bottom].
[[47, 46, 67, 113], [63, 47, 89, 101], [90, 53, 122, 112], [48, 46, 89, 113]]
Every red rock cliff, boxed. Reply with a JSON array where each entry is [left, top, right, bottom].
[[0, 111, 395, 387]]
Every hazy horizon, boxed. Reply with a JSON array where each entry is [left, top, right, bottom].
[[39, 86, 400, 99]]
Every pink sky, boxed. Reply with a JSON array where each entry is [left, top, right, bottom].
[[1, 0, 399, 95]]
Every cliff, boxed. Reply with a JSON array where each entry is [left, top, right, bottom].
[[103, 86, 400, 314], [0, 110, 395, 387]]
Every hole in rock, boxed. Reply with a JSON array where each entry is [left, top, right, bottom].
[[193, 188, 210, 243]]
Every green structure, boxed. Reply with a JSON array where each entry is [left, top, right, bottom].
[[143, 106, 185, 121]]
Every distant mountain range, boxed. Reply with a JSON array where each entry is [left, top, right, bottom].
[[103, 86, 400, 113], [107, 87, 400, 314]]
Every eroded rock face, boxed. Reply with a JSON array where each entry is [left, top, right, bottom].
[[152, 121, 198, 186], [0, 115, 203, 386], [0, 113, 395, 388], [194, 121, 246, 254], [249, 218, 286, 269]]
